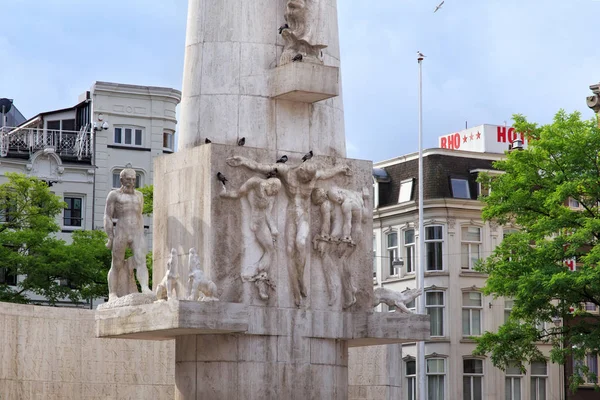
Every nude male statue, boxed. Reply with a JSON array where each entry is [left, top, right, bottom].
[[104, 168, 152, 301], [227, 156, 351, 306], [220, 176, 282, 300]]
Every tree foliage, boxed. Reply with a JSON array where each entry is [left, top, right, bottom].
[[139, 184, 153, 215], [474, 111, 600, 388], [0, 173, 110, 305]]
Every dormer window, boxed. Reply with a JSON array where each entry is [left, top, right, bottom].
[[451, 178, 470, 199], [398, 178, 414, 203]]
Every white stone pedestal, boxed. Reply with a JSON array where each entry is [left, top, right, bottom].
[[96, 301, 430, 399]]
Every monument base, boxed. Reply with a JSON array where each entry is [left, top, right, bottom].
[[96, 301, 429, 400], [175, 334, 348, 400]]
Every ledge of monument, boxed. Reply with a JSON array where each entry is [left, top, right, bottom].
[[95, 300, 249, 340], [346, 311, 431, 347], [96, 301, 430, 345], [270, 62, 339, 103]]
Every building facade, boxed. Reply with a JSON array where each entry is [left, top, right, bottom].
[[0, 81, 181, 305], [372, 125, 563, 400]]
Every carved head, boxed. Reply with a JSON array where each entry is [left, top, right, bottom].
[[404, 287, 423, 300], [262, 178, 282, 197], [296, 163, 317, 183], [120, 168, 137, 190], [311, 188, 327, 205]]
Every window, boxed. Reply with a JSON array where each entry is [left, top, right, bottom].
[[504, 299, 514, 323], [463, 359, 483, 400], [112, 170, 143, 188], [462, 292, 482, 336], [586, 354, 598, 384], [461, 226, 481, 270], [585, 302, 597, 312], [425, 226, 443, 271], [398, 178, 414, 203], [163, 130, 174, 150], [373, 235, 377, 278], [505, 362, 522, 400], [530, 361, 547, 400], [387, 232, 399, 276], [568, 198, 581, 209], [426, 291, 444, 336], [427, 358, 445, 400], [404, 229, 415, 274], [406, 360, 416, 400], [451, 178, 471, 199], [114, 126, 143, 147], [63, 196, 83, 227], [0, 268, 17, 286]]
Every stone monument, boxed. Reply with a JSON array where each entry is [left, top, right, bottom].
[[96, 1, 429, 399]]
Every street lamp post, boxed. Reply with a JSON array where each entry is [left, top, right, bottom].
[[417, 51, 426, 400]]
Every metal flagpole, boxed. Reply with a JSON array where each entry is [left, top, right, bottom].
[[417, 51, 426, 400]]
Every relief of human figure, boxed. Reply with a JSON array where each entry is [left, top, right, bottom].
[[311, 186, 369, 308], [220, 176, 282, 300], [226, 155, 351, 306], [104, 168, 152, 301]]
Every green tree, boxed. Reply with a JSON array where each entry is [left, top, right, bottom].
[[0, 173, 111, 304], [474, 111, 600, 388], [139, 184, 153, 215]]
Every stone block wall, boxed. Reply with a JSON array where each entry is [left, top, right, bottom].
[[348, 345, 403, 400], [0, 302, 175, 400]]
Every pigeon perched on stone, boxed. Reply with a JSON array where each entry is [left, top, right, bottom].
[[276, 155, 288, 164], [205, 138, 212, 144], [217, 172, 228, 185], [278, 24, 289, 34], [238, 137, 246, 146], [292, 54, 303, 62], [302, 150, 313, 162]]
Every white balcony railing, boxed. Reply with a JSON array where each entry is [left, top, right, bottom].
[[0, 124, 92, 160]]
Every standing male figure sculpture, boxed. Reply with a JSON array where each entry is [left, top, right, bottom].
[[104, 168, 152, 301], [227, 156, 351, 306]]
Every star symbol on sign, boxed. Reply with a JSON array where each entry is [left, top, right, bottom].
[[470, 133, 474, 141], [463, 135, 468, 143], [476, 132, 481, 139]]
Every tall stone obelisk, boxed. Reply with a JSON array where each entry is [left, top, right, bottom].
[[96, 2, 429, 399], [177, 0, 346, 157]]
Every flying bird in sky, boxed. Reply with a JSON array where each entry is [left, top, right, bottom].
[[434, 1, 444, 13]]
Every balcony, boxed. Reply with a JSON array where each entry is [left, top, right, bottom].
[[0, 125, 92, 163]]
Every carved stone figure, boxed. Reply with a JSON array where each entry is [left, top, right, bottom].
[[227, 156, 351, 306], [104, 168, 152, 301], [373, 287, 423, 313], [220, 176, 282, 300], [156, 249, 183, 301], [325, 186, 369, 244], [280, 0, 327, 65], [187, 248, 219, 302]]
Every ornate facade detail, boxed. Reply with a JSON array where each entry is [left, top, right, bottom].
[[226, 155, 351, 307], [280, 0, 327, 65], [187, 248, 219, 302], [373, 287, 422, 313], [156, 248, 183, 301]]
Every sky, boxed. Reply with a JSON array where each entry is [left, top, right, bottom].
[[1, 0, 599, 163]]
